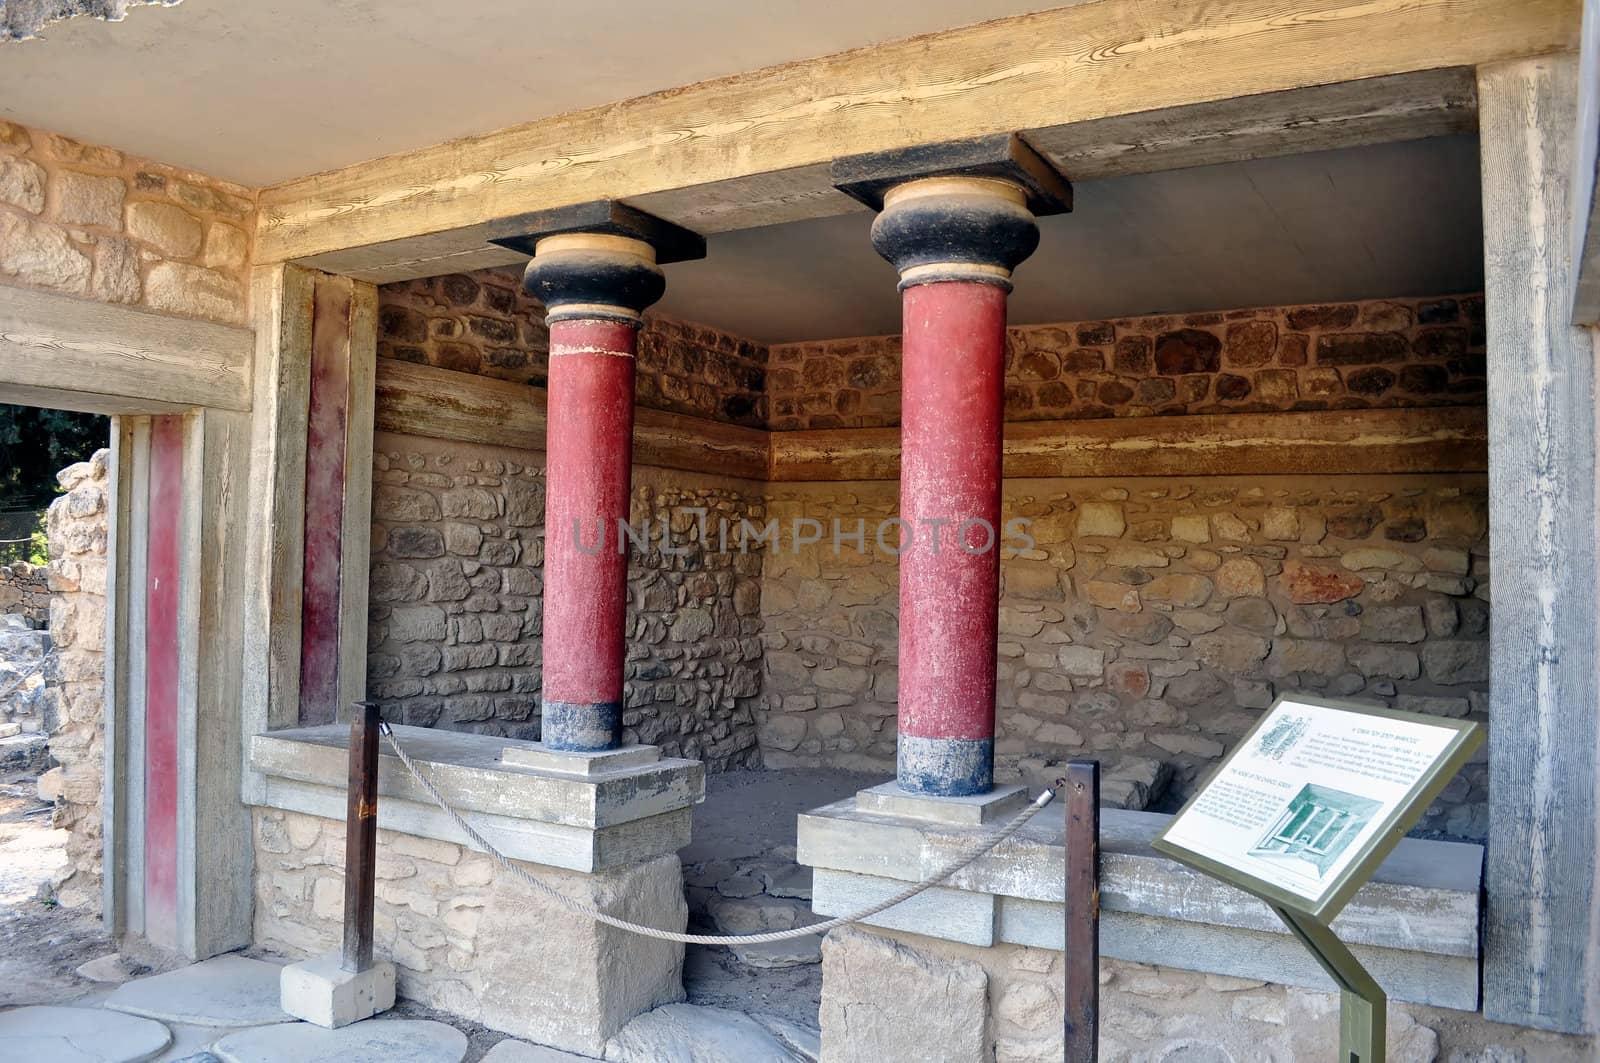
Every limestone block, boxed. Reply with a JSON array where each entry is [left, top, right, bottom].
[[126, 200, 202, 257], [603, 1003, 816, 1062], [53, 170, 125, 227], [819, 927, 988, 1063], [0, 211, 90, 293], [469, 853, 686, 1056], [280, 953, 397, 1028], [144, 261, 244, 322], [0, 154, 45, 213]]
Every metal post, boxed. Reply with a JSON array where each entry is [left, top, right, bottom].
[[341, 700, 379, 973], [1063, 760, 1100, 1062], [1273, 906, 1386, 1063]]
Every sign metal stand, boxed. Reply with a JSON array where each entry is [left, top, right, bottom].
[[1152, 696, 1483, 1063]]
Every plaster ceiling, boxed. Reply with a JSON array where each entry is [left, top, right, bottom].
[[0, 0, 1063, 186], [653, 135, 1486, 344]]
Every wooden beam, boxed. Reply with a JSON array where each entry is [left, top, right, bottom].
[[257, 0, 1576, 278], [0, 286, 252, 413], [372, 360, 770, 480], [769, 407, 1488, 482], [376, 360, 1484, 482], [1479, 55, 1600, 1036]]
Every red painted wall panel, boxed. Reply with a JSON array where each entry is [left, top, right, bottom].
[[143, 415, 184, 943], [299, 280, 352, 725]]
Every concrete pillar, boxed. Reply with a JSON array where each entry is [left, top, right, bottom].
[[838, 137, 1071, 796], [496, 204, 704, 752]]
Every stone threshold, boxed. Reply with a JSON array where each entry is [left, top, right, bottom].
[[797, 798, 1483, 1010], [249, 725, 704, 873]]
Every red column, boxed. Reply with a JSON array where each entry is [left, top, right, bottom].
[[507, 209, 704, 752], [896, 280, 1008, 794], [540, 317, 638, 750]]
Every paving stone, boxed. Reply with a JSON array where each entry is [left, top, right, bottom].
[[104, 955, 294, 1028], [602, 1003, 813, 1062], [730, 935, 823, 970], [74, 952, 147, 983], [482, 1038, 599, 1061], [0, 1005, 172, 1063], [211, 1018, 469, 1063]]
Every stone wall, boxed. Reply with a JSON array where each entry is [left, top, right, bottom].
[[768, 294, 1484, 430], [761, 473, 1490, 839], [378, 271, 767, 426], [818, 927, 1596, 1063], [366, 429, 764, 770], [252, 807, 685, 1055], [38, 449, 110, 911], [0, 560, 48, 624], [0, 120, 254, 323]]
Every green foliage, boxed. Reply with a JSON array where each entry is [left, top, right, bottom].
[[0, 404, 108, 508]]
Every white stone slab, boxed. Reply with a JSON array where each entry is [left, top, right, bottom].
[[211, 1018, 469, 1063], [811, 868, 996, 946], [500, 743, 661, 776], [280, 953, 395, 1029], [261, 776, 693, 873], [602, 1004, 813, 1062], [104, 955, 294, 1028], [0, 1005, 172, 1063], [483, 1038, 601, 1061], [854, 781, 1027, 825]]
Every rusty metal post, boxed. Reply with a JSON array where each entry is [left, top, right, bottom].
[[342, 700, 380, 973], [1063, 760, 1100, 1062]]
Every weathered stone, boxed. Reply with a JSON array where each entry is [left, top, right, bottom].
[[820, 928, 987, 1063], [1076, 502, 1125, 538], [90, 236, 140, 303], [0, 1006, 172, 1063], [1190, 632, 1270, 673], [1215, 558, 1265, 598], [53, 170, 124, 227], [376, 487, 442, 522], [1141, 574, 1212, 608], [144, 261, 242, 322], [126, 200, 203, 257], [1171, 515, 1211, 544], [603, 1003, 814, 1062], [0, 155, 45, 212], [212, 1019, 468, 1063], [105, 955, 294, 1027], [1280, 561, 1364, 604], [388, 526, 446, 558], [1347, 645, 1420, 680], [1360, 606, 1426, 644], [203, 222, 250, 269], [1266, 639, 1347, 677], [1154, 329, 1222, 374], [1225, 321, 1276, 366], [1421, 641, 1489, 684], [0, 211, 90, 293], [1056, 645, 1105, 677]]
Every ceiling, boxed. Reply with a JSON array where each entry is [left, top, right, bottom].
[[654, 135, 1486, 343], [0, 0, 1063, 186]]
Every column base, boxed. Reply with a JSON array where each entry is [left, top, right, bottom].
[[499, 741, 661, 776], [279, 953, 395, 1029], [857, 781, 1026, 826]]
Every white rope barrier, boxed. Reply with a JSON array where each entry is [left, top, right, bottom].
[[381, 722, 1055, 946]]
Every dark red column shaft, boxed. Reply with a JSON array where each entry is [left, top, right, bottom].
[[540, 317, 638, 750], [896, 281, 1007, 795]]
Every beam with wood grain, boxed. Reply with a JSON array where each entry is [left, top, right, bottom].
[[374, 360, 1486, 482], [0, 286, 253, 414], [255, 0, 1576, 279]]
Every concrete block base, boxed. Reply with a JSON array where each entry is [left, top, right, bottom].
[[499, 741, 662, 776], [855, 781, 1027, 825], [280, 953, 396, 1029]]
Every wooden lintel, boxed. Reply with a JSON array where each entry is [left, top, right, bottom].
[[771, 407, 1488, 482], [257, 0, 1576, 278], [0, 286, 253, 414], [377, 360, 1485, 483], [372, 360, 769, 481]]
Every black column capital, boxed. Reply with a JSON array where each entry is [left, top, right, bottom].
[[832, 134, 1072, 290], [489, 201, 705, 323]]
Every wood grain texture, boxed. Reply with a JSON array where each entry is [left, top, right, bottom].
[[101, 420, 136, 935], [240, 265, 314, 806], [1479, 55, 1600, 1036], [337, 282, 378, 723], [770, 407, 1489, 482], [183, 406, 255, 958], [0, 286, 252, 413], [256, 0, 1577, 275], [373, 360, 769, 480]]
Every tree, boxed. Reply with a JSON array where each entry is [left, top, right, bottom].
[[0, 404, 108, 563], [0, 404, 108, 508]]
